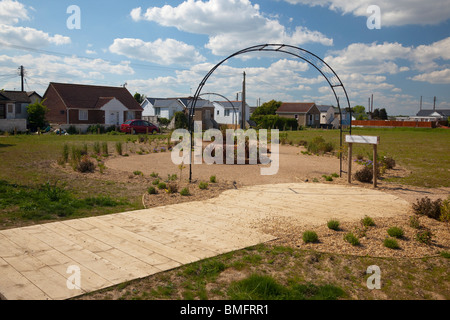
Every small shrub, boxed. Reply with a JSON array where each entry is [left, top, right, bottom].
[[199, 182, 208, 190], [331, 173, 339, 178], [409, 215, 421, 229], [147, 186, 157, 195], [157, 182, 167, 190], [382, 156, 396, 169], [416, 228, 433, 245], [440, 251, 450, 259], [387, 227, 404, 238], [327, 219, 340, 231], [412, 197, 442, 220], [322, 175, 333, 182], [115, 142, 123, 155], [384, 237, 400, 249], [439, 197, 450, 228], [152, 179, 160, 186], [165, 183, 178, 194], [361, 216, 375, 227], [354, 166, 373, 183], [209, 175, 217, 183], [133, 170, 143, 176], [302, 231, 319, 244], [93, 141, 101, 154], [62, 144, 69, 163], [180, 187, 190, 196], [150, 172, 159, 178], [76, 155, 95, 173], [101, 142, 108, 155], [343, 232, 360, 246], [168, 174, 177, 181], [307, 136, 334, 155]]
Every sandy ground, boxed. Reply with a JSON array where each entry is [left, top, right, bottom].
[[102, 144, 450, 258]]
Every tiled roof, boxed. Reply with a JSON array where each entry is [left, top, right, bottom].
[[416, 109, 450, 117], [48, 83, 142, 110], [0, 91, 31, 103], [276, 102, 316, 113]]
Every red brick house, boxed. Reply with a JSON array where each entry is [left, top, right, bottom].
[[43, 83, 143, 127], [276, 102, 321, 127]]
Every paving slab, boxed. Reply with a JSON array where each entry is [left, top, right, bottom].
[[0, 183, 409, 300]]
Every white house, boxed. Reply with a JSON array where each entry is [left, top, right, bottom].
[[142, 98, 187, 120], [317, 105, 335, 126], [213, 101, 250, 127], [0, 91, 31, 132]]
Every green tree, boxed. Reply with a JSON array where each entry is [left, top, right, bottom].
[[379, 108, 388, 120], [27, 100, 48, 131], [134, 92, 145, 104], [352, 105, 367, 120], [372, 108, 380, 119], [174, 111, 188, 129], [250, 100, 281, 118]]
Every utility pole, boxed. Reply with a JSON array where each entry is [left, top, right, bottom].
[[371, 94, 374, 113], [241, 71, 246, 129], [19, 65, 24, 91], [433, 96, 436, 110], [420, 96, 422, 110]]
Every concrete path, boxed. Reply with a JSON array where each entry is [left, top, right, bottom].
[[0, 183, 409, 300]]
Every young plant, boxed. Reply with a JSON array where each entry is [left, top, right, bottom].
[[147, 186, 157, 195], [150, 172, 159, 178], [343, 232, 360, 246], [152, 179, 160, 186], [209, 175, 217, 183], [361, 216, 375, 227], [416, 228, 433, 245], [199, 182, 208, 190], [101, 142, 109, 155], [412, 197, 442, 220], [115, 142, 123, 155], [157, 182, 167, 190], [409, 215, 421, 229], [133, 170, 143, 176], [327, 219, 340, 231], [384, 237, 400, 249], [302, 231, 319, 244], [387, 227, 404, 238], [180, 187, 190, 196]]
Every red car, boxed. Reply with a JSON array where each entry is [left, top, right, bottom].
[[120, 120, 160, 134]]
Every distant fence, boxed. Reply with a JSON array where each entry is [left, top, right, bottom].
[[352, 120, 436, 128], [0, 119, 27, 132]]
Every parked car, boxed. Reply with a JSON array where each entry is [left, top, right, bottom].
[[120, 120, 160, 134]]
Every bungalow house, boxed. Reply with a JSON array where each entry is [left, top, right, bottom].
[[0, 90, 30, 132], [331, 107, 354, 129], [415, 109, 450, 121], [213, 101, 250, 128], [27, 91, 43, 104], [43, 83, 142, 131], [276, 102, 321, 127], [142, 97, 186, 121], [316, 105, 335, 127]]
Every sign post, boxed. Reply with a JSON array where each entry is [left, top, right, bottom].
[[345, 135, 380, 188]]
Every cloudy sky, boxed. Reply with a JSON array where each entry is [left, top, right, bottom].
[[1, 0, 449, 115]]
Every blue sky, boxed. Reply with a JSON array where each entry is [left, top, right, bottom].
[[1, 0, 450, 115]]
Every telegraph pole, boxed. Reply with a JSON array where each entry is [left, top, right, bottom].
[[433, 96, 436, 110], [241, 71, 246, 129], [19, 65, 24, 91]]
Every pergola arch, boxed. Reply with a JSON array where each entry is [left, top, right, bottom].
[[187, 44, 352, 181]]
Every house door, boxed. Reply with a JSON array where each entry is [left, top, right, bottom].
[[107, 111, 120, 125]]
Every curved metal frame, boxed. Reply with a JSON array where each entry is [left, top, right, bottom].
[[199, 92, 238, 130], [187, 44, 352, 182]]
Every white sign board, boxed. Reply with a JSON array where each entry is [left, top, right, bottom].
[[345, 135, 380, 145]]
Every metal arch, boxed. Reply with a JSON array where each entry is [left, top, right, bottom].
[[188, 44, 353, 182], [199, 93, 238, 130]]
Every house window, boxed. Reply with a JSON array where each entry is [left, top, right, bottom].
[[7, 104, 13, 114], [155, 108, 161, 116], [15, 104, 21, 114], [217, 110, 219, 116], [315, 114, 319, 121], [225, 110, 230, 117], [127, 111, 135, 120], [79, 110, 88, 121], [295, 114, 299, 120]]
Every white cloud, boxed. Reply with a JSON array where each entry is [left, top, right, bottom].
[[284, 0, 450, 26], [0, 0, 29, 25], [411, 69, 450, 84], [410, 37, 450, 71], [0, 25, 71, 47], [131, 0, 333, 56], [109, 38, 206, 66]]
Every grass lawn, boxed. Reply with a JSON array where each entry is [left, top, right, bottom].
[[283, 127, 450, 188]]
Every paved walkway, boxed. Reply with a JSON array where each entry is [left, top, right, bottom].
[[0, 183, 409, 300]]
